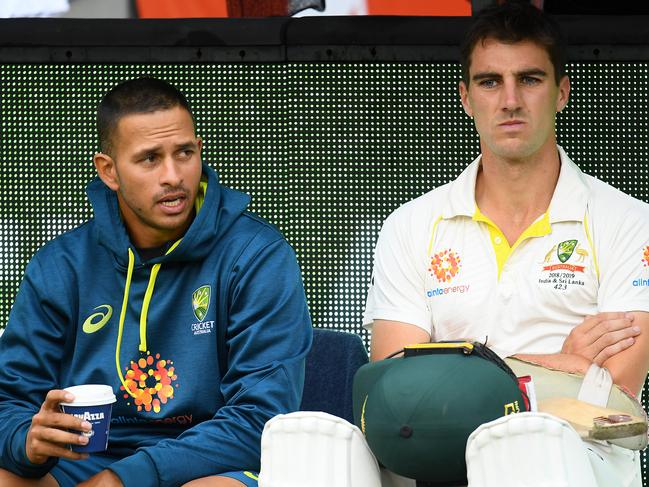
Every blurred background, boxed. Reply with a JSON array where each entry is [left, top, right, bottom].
[[2, 0, 648, 18]]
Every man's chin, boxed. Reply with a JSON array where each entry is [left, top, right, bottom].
[[487, 141, 537, 162], [150, 211, 195, 237]]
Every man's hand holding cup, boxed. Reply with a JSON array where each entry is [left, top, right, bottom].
[[26, 385, 116, 464]]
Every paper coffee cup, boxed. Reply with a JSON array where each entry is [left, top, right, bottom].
[[60, 384, 116, 453]]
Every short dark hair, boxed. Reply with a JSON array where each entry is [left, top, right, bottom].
[[460, 1, 567, 86], [97, 77, 195, 155]]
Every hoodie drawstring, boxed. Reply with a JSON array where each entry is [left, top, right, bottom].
[[116, 241, 182, 399], [116, 248, 136, 398], [139, 239, 182, 352]]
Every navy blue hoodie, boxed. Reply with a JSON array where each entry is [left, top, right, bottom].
[[0, 163, 312, 486]]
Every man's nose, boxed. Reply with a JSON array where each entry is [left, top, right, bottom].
[[501, 79, 522, 112], [159, 158, 182, 186]]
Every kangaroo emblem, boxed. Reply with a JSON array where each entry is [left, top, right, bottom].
[[575, 244, 589, 263], [543, 245, 557, 263]]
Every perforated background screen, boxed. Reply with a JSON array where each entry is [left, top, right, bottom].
[[3, 63, 649, 335], [1, 63, 649, 475]]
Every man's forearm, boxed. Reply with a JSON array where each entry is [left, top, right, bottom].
[[542, 311, 649, 396], [511, 352, 592, 376]]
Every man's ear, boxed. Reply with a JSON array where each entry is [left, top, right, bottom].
[[197, 136, 203, 154], [459, 80, 473, 117], [94, 152, 119, 191], [556, 75, 571, 113]]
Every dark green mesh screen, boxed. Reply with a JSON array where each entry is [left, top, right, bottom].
[[0, 63, 481, 343], [1, 63, 649, 477]]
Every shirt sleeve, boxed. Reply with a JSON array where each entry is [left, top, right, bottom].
[[597, 199, 649, 313], [0, 252, 69, 478], [363, 207, 432, 334]]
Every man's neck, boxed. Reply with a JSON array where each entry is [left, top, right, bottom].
[[475, 145, 561, 245], [136, 241, 173, 262]]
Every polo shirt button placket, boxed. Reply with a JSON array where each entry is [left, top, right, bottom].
[[501, 284, 513, 299], [499, 269, 514, 299]]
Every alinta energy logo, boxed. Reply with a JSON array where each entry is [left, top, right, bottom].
[[429, 249, 462, 283], [120, 353, 178, 413], [426, 249, 469, 298], [633, 246, 649, 287]]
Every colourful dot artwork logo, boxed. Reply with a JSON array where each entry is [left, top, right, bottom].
[[643, 246, 649, 267], [429, 249, 462, 283], [120, 353, 178, 413]]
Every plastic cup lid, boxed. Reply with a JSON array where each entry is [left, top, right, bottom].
[[60, 384, 116, 407]]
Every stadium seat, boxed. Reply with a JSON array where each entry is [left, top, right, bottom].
[[258, 328, 381, 487], [299, 328, 370, 423]]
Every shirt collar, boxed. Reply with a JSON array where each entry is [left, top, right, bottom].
[[443, 145, 589, 223], [443, 153, 482, 218], [548, 146, 590, 223]]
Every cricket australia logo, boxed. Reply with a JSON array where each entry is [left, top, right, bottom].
[[191, 285, 214, 336], [542, 239, 588, 272], [539, 239, 587, 292], [557, 239, 577, 263], [192, 285, 211, 321]]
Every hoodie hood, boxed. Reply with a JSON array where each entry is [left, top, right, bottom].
[[87, 162, 251, 266], [86, 163, 253, 398]]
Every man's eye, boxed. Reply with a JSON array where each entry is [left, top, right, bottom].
[[178, 150, 193, 158], [479, 79, 498, 88], [521, 76, 541, 85], [143, 154, 156, 163]]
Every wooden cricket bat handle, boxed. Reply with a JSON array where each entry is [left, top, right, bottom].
[[538, 397, 647, 440]]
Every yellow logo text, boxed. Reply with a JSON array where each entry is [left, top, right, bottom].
[[504, 401, 521, 415]]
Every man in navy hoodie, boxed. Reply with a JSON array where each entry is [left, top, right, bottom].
[[0, 77, 313, 487]]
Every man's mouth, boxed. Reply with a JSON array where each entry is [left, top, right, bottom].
[[499, 120, 525, 126], [157, 193, 188, 212], [161, 197, 184, 207], [498, 120, 526, 132]]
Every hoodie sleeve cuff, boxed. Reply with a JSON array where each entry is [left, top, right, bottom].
[[108, 450, 160, 487], [8, 425, 58, 478]]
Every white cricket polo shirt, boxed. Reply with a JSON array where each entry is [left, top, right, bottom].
[[364, 146, 649, 358]]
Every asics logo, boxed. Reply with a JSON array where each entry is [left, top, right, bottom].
[[82, 305, 113, 334]]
